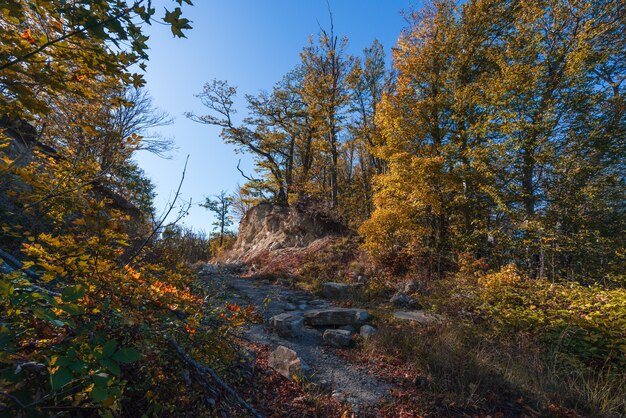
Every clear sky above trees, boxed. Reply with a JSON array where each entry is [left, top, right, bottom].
[[136, 0, 410, 231]]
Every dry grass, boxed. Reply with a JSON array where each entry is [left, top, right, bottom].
[[362, 319, 626, 417]]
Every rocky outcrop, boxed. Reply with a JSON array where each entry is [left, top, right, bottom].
[[226, 202, 347, 265]]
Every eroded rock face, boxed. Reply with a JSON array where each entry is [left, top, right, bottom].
[[270, 313, 304, 338], [304, 308, 369, 327], [227, 203, 346, 264], [323, 329, 353, 347], [268, 345, 309, 380]]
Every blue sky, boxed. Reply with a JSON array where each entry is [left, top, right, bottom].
[[136, 0, 414, 232]]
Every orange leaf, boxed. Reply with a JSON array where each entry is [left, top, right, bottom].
[[19, 28, 37, 45]]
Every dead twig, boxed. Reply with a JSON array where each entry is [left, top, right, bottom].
[[124, 155, 190, 267], [168, 337, 263, 418]]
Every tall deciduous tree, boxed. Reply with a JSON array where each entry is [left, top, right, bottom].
[[362, 0, 625, 281], [300, 25, 352, 208]]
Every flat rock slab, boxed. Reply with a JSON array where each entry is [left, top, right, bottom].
[[321, 282, 361, 299], [393, 310, 443, 324], [270, 312, 304, 338], [323, 329, 353, 347], [304, 308, 369, 327]]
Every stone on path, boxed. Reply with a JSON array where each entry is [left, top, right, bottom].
[[390, 291, 419, 308], [323, 329, 353, 347], [321, 282, 360, 299], [393, 310, 442, 324], [270, 312, 304, 337], [402, 279, 421, 294], [359, 325, 377, 340], [304, 308, 369, 327], [268, 345, 309, 380], [339, 325, 357, 334]]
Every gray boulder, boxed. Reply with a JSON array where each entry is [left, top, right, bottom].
[[339, 325, 357, 334], [390, 291, 419, 308], [268, 345, 309, 380], [393, 310, 443, 324], [359, 325, 377, 340], [309, 299, 330, 307], [304, 308, 369, 327], [323, 329, 353, 347], [321, 282, 360, 299], [270, 312, 304, 337]]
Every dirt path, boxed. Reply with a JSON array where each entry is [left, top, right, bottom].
[[202, 271, 392, 412]]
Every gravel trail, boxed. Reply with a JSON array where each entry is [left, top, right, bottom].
[[203, 271, 392, 411]]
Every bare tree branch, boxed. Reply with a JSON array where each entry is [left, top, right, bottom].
[[168, 337, 263, 418], [124, 155, 190, 267]]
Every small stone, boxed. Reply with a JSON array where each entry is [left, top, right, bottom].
[[270, 312, 304, 337], [331, 390, 346, 401], [390, 291, 419, 308], [284, 303, 296, 311], [339, 325, 357, 334], [359, 325, 377, 340], [297, 304, 307, 310], [268, 345, 309, 380], [323, 329, 353, 347]]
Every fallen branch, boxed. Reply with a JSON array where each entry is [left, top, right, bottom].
[[0, 248, 37, 279], [168, 337, 263, 418], [0, 391, 26, 410], [0, 248, 60, 296]]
